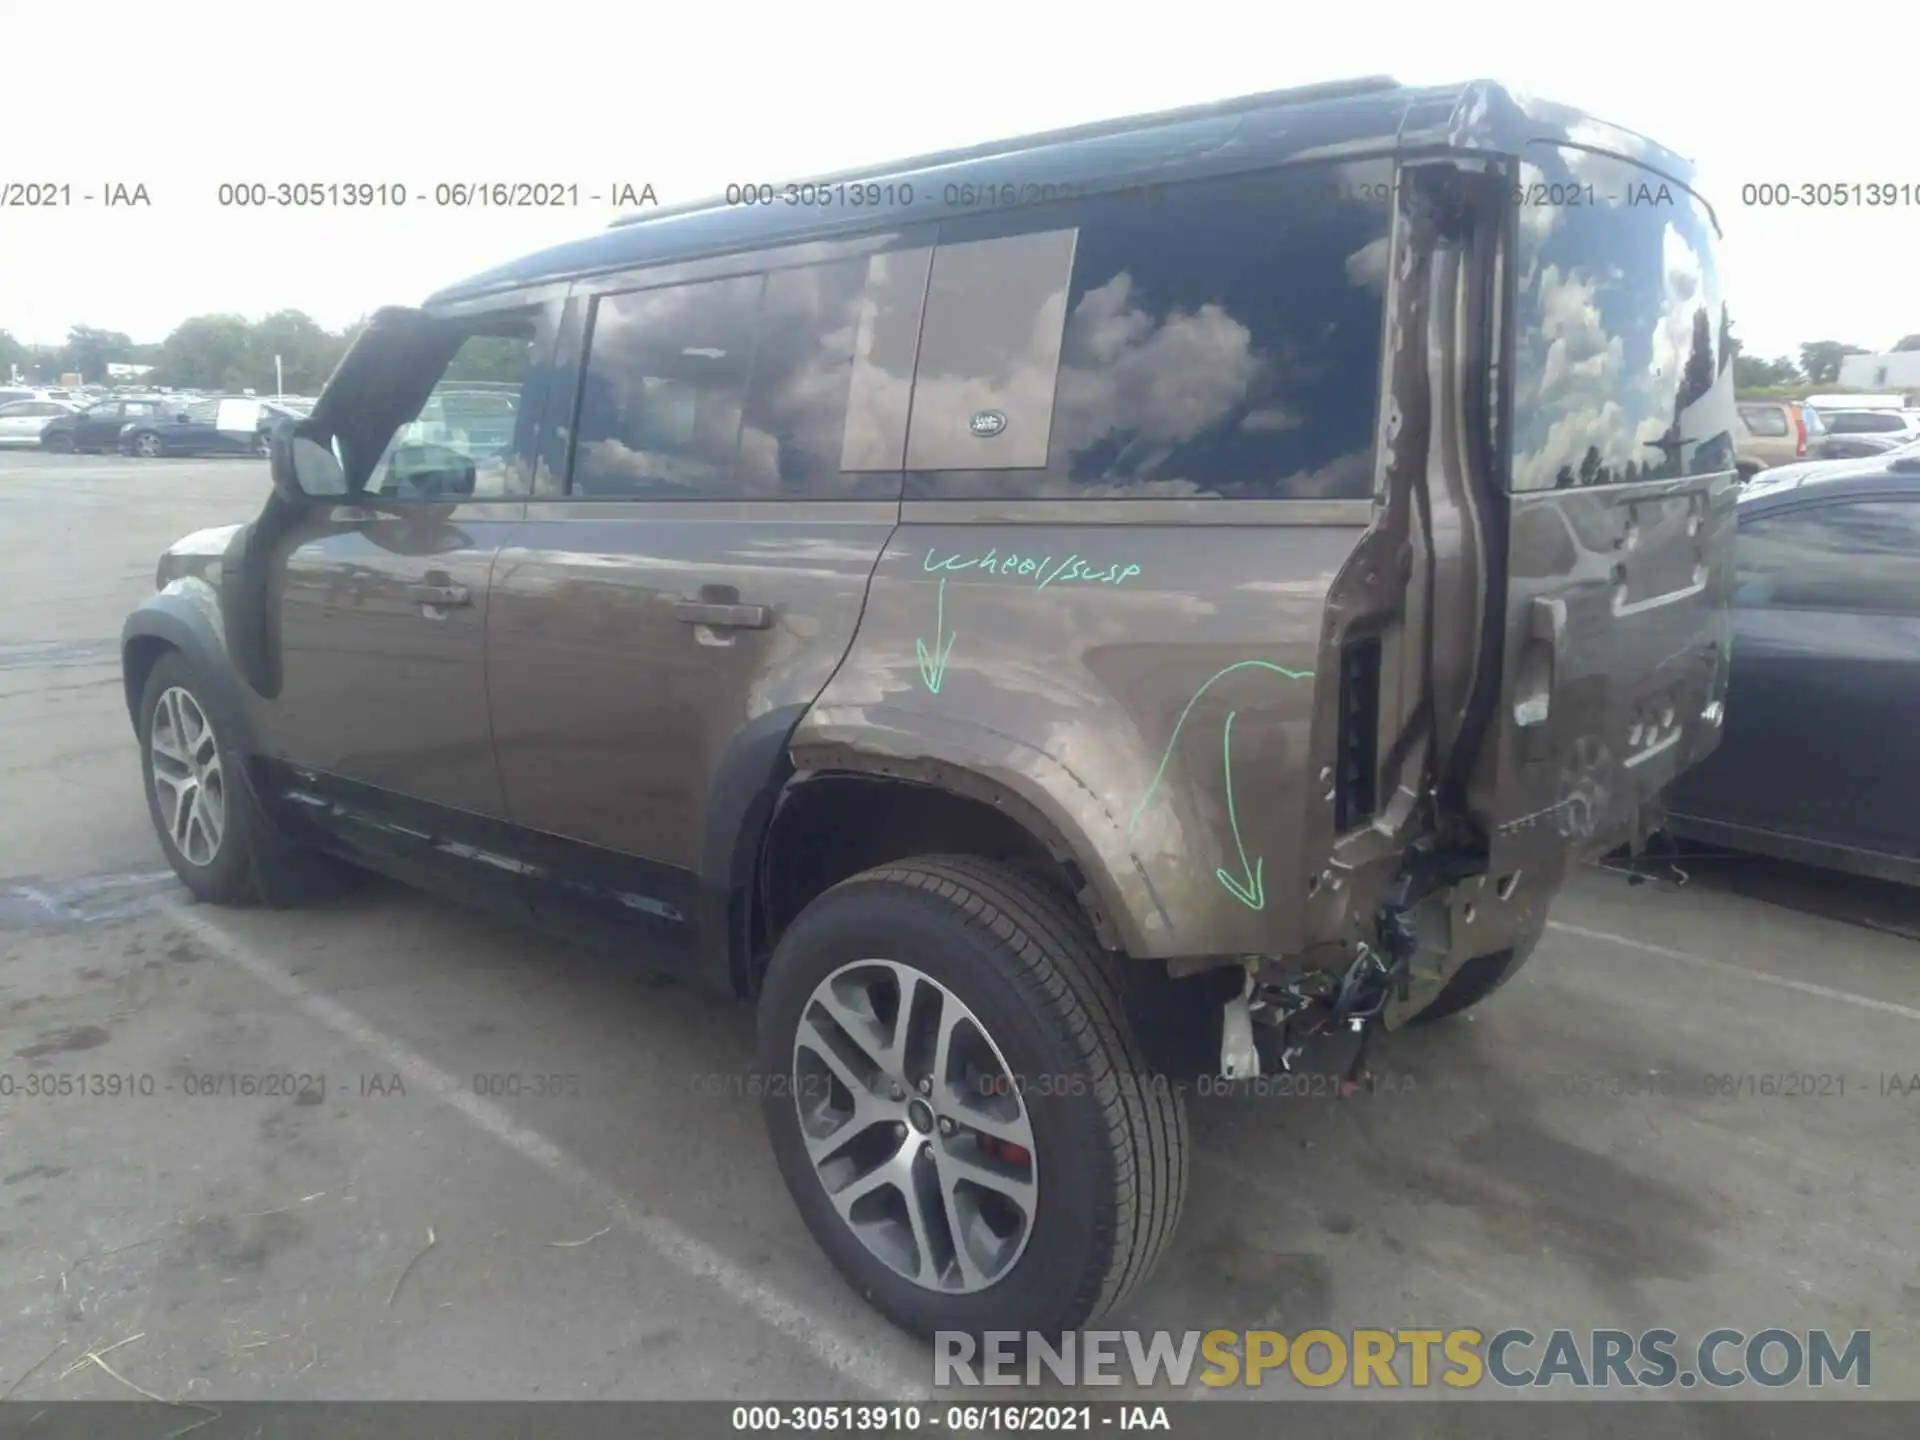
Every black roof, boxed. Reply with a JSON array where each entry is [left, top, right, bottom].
[[425, 77, 1701, 306]]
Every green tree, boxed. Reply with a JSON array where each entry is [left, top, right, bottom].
[[1798, 340, 1867, 385], [245, 309, 346, 394], [0, 329, 26, 382], [444, 335, 532, 384], [1894, 334, 1920, 352], [57, 325, 136, 382], [153, 314, 252, 389], [1735, 354, 1801, 388]]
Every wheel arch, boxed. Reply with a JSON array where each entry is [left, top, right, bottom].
[[121, 592, 258, 757], [750, 753, 1139, 999]]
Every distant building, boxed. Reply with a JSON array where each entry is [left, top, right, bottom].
[[1837, 352, 1920, 390], [106, 362, 155, 378]]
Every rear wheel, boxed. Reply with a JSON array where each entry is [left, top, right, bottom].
[[1408, 940, 1537, 1023], [758, 855, 1188, 1339], [138, 651, 354, 905], [132, 431, 163, 458], [43, 432, 74, 453]]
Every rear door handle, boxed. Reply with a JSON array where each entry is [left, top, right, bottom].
[[674, 600, 771, 630], [409, 583, 472, 608]]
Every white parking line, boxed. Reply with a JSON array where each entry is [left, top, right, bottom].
[[1546, 919, 1920, 1022], [165, 903, 931, 1400]]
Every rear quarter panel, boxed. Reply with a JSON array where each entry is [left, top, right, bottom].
[[792, 516, 1365, 959]]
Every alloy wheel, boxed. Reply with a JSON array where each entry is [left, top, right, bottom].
[[149, 686, 226, 867], [136, 433, 161, 457], [793, 959, 1038, 1294]]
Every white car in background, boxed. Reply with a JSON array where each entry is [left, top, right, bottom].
[[0, 398, 78, 446]]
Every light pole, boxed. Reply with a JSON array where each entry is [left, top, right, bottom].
[[275, 354, 284, 399]]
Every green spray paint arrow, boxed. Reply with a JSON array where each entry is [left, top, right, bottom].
[[915, 578, 957, 694], [1125, 660, 1315, 912], [1213, 710, 1265, 910]]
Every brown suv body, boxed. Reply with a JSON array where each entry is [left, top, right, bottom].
[[124, 77, 1738, 1335]]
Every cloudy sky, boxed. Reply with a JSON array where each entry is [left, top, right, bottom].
[[3, 1, 1913, 363]]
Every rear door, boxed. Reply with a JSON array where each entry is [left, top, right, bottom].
[[76, 401, 127, 447], [486, 239, 929, 976], [170, 398, 225, 452], [1471, 145, 1739, 883]]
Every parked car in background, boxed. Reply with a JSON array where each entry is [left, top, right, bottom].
[[1734, 440, 1920, 499], [1808, 431, 1914, 461], [1735, 399, 1822, 476], [1805, 392, 1908, 413], [1664, 452, 1920, 885], [0, 398, 78, 445], [119, 397, 275, 458], [39, 396, 185, 453], [1817, 408, 1920, 443]]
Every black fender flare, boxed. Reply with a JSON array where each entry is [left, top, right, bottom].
[[121, 588, 260, 759], [700, 703, 809, 993]]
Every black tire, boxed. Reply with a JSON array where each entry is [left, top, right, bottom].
[[1408, 940, 1537, 1023], [137, 650, 354, 906], [758, 855, 1188, 1340], [43, 432, 74, 453]]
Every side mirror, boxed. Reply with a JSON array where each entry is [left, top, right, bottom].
[[268, 420, 348, 502]]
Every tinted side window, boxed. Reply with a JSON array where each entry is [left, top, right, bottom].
[[1739, 405, 1789, 437], [1511, 148, 1736, 490], [739, 259, 911, 499], [904, 159, 1395, 500], [571, 275, 761, 499], [1734, 500, 1920, 615]]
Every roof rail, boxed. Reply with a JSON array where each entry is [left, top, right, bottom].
[[608, 75, 1402, 231]]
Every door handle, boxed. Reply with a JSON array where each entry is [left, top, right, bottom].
[[674, 600, 771, 630], [409, 583, 472, 608]]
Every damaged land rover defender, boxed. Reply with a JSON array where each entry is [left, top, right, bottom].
[[122, 77, 1738, 1339]]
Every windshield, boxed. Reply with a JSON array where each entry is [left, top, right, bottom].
[[1510, 147, 1737, 490]]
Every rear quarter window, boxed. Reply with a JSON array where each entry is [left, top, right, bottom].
[[1739, 405, 1789, 437], [901, 159, 1396, 500], [1510, 147, 1736, 490]]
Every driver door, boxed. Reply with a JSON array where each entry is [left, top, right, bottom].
[[252, 295, 562, 907]]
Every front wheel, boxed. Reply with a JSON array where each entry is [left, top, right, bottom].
[[43, 432, 74, 453], [758, 855, 1188, 1339], [138, 651, 355, 905], [132, 431, 163, 458]]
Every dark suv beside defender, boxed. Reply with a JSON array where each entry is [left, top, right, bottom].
[[123, 77, 1739, 1340]]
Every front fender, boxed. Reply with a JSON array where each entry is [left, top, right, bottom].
[[121, 581, 257, 756], [792, 519, 1367, 961]]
